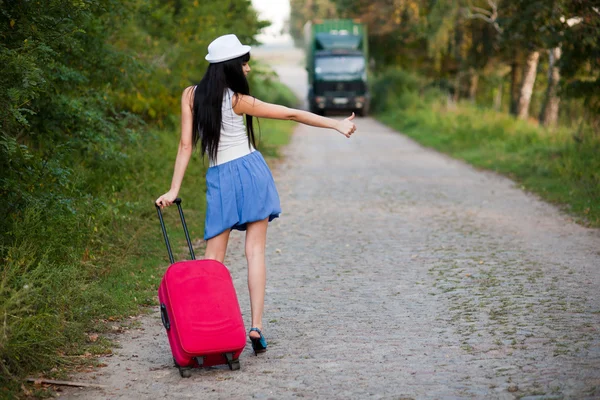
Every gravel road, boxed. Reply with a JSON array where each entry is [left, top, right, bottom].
[[61, 50, 600, 400]]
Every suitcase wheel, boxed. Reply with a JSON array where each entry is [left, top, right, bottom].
[[178, 366, 192, 378], [229, 359, 240, 371], [174, 358, 192, 378], [224, 352, 241, 371]]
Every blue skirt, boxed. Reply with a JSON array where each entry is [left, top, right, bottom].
[[204, 151, 281, 240]]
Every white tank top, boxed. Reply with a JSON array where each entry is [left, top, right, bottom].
[[210, 88, 255, 166]]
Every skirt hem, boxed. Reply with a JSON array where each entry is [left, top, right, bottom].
[[204, 212, 280, 241]]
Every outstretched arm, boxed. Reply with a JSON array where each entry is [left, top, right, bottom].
[[155, 86, 195, 208], [233, 94, 356, 138]]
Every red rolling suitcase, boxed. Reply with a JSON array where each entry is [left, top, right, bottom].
[[155, 198, 246, 377]]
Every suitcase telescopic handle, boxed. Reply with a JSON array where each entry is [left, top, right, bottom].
[[155, 198, 196, 264]]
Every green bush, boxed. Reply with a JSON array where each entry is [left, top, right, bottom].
[[370, 68, 423, 112]]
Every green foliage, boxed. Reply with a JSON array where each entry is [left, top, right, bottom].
[[375, 72, 600, 226], [370, 68, 422, 112], [0, 0, 142, 232], [559, 4, 600, 118], [113, 0, 269, 122]]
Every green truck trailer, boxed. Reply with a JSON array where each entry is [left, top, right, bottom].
[[303, 19, 369, 116]]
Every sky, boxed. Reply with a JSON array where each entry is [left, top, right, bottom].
[[251, 0, 293, 44]]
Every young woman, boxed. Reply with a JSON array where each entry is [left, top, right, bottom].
[[155, 34, 356, 355]]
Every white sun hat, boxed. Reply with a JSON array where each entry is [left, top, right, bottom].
[[205, 34, 251, 63]]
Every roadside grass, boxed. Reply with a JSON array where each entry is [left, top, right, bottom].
[[377, 99, 600, 228], [257, 119, 296, 159], [2, 117, 295, 398]]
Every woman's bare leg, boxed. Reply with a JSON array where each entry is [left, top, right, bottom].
[[245, 218, 269, 338], [204, 229, 231, 263]]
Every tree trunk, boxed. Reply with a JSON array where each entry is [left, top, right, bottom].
[[494, 81, 503, 111], [468, 70, 479, 102], [516, 50, 540, 120], [453, 72, 462, 103], [453, 20, 464, 103], [539, 47, 562, 127], [509, 54, 522, 115]]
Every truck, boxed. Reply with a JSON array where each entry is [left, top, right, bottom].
[[303, 19, 369, 116]]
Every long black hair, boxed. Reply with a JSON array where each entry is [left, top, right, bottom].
[[191, 52, 256, 161]]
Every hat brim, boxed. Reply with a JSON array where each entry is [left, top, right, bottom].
[[205, 45, 251, 63]]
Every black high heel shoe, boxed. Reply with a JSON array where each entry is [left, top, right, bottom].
[[249, 327, 267, 355]]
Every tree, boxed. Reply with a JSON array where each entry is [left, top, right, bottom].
[[289, 0, 337, 47], [559, 1, 600, 132], [539, 46, 562, 127], [516, 50, 540, 119], [330, 0, 431, 72]]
